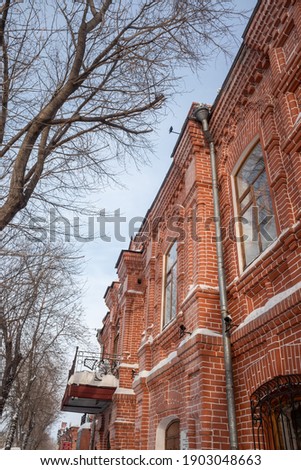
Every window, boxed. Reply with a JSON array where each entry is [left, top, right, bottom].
[[163, 242, 177, 326], [251, 375, 301, 450], [165, 420, 180, 450], [113, 321, 120, 356], [106, 432, 111, 450], [235, 142, 277, 268]]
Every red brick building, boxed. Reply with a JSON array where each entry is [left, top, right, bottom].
[[57, 423, 79, 450], [57, 417, 95, 450], [62, 0, 301, 450]]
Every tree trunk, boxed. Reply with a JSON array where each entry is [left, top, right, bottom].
[[21, 415, 35, 450], [4, 403, 20, 450]]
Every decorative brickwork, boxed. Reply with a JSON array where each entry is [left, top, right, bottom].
[[92, 0, 301, 450]]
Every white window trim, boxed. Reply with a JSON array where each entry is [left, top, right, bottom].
[[155, 415, 179, 450]]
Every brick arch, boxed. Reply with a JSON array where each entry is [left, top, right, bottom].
[[243, 343, 301, 396], [228, 110, 260, 171], [155, 415, 180, 450]]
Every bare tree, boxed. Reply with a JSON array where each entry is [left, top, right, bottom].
[[0, 231, 88, 419], [3, 375, 36, 450], [5, 353, 64, 449], [0, 0, 245, 229]]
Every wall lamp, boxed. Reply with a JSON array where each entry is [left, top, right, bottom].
[[179, 324, 192, 338]]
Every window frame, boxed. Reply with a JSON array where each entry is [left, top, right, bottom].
[[162, 241, 178, 328], [234, 141, 277, 269], [113, 320, 120, 356]]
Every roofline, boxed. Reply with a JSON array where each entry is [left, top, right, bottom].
[[242, 0, 262, 39], [114, 248, 143, 270], [210, 0, 262, 116], [103, 281, 120, 300]]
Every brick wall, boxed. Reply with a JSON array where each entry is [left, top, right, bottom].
[[96, 0, 301, 450]]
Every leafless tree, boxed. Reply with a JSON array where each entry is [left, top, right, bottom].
[[4, 353, 64, 449], [0, 0, 245, 229], [3, 375, 36, 450], [0, 231, 88, 420]]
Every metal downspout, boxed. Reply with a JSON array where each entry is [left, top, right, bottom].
[[194, 105, 238, 450]]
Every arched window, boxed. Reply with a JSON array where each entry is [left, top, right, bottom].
[[165, 419, 180, 450], [251, 375, 301, 449]]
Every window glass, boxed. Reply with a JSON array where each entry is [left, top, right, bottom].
[[240, 192, 252, 211], [235, 143, 277, 268], [236, 144, 265, 196], [113, 321, 119, 356], [165, 282, 172, 324], [163, 242, 177, 326], [166, 242, 177, 270], [242, 208, 261, 266]]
